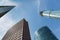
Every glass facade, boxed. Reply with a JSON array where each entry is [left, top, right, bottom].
[[34, 26, 58, 40], [0, 6, 15, 17], [40, 10, 60, 19]]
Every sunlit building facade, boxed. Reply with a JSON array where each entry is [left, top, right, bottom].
[[34, 26, 58, 40], [40, 10, 60, 19], [2, 19, 31, 40]]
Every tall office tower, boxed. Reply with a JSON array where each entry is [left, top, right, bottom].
[[0, 6, 15, 18], [2, 19, 31, 40], [40, 10, 60, 19], [34, 26, 58, 40]]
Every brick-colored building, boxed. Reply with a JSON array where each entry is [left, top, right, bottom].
[[2, 19, 31, 40]]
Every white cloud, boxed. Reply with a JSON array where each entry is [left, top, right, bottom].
[[36, 0, 40, 8], [0, 0, 17, 6], [0, 15, 15, 40], [35, 0, 40, 13]]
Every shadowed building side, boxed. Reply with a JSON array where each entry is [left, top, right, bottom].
[[2, 19, 31, 40], [22, 19, 31, 40], [34, 26, 58, 40]]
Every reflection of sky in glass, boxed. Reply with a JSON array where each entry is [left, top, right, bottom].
[[41, 11, 60, 19], [35, 27, 58, 40], [0, 6, 14, 13], [43, 11, 60, 15], [51, 11, 60, 15]]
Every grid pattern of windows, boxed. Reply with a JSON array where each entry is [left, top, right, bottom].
[[7, 31, 22, 40], [2, 19, 31, 40]]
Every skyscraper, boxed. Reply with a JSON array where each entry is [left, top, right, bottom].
[[34, 26, 58, 40], [0, 6, 15, 18], [40, 10, 60, 19], [2, 19, 31, 40]]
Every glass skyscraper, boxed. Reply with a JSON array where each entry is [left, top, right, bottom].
[[34, 26, 58, 40], [0, 6, 15, 17]]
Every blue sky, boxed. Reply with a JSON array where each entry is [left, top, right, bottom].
[[0, 0, 60, 40]]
